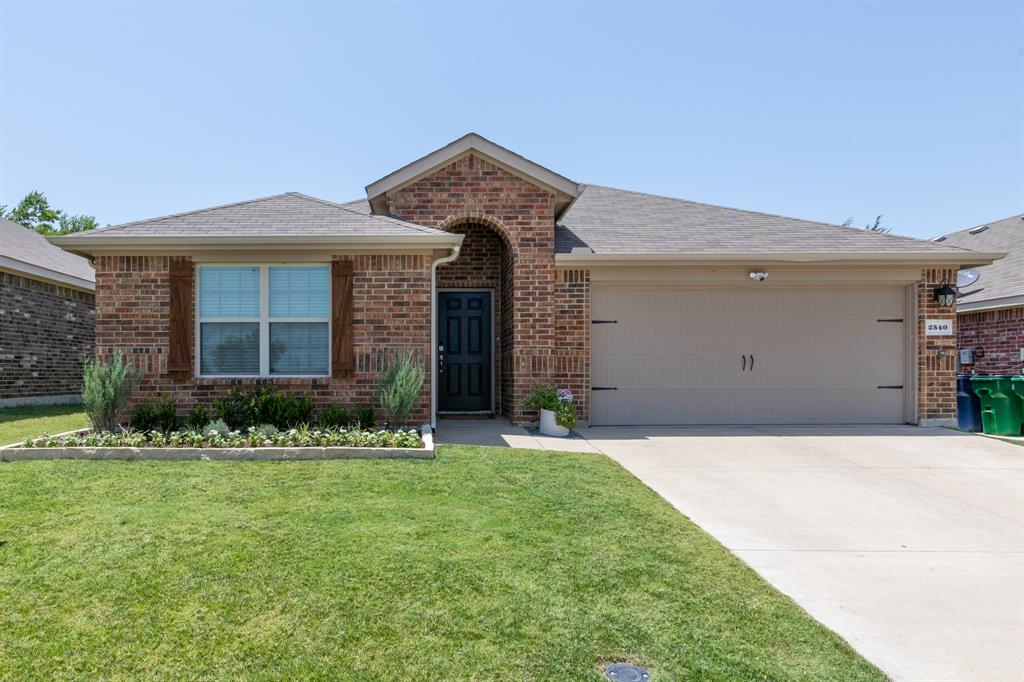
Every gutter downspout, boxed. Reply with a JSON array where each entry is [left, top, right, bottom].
[[430, 244, 461, 431]]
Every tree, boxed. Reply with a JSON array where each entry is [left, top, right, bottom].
[[0, 190, 99, 235], [841, 214, 892, 234]]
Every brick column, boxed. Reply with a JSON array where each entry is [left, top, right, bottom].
[[917, 268, 958, 425]]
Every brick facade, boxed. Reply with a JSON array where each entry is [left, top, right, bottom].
[[959, 306, 1024, 375], [388, 153, 557, 422], [553, 269, 590, 421], [0, 271, 94, 402], [917, 268, 959, 423], [94, 254, 431, 425]]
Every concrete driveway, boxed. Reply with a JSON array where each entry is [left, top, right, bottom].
[[578, 425, 1023, 682]]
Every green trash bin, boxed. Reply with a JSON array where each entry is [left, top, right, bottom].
[[971, 376, 1024, 437]]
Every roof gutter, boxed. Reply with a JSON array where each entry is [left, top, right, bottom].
[[429, 244, 461, 431], [554, 251, 1007, 267], [48, 233, 463, 258], [956, 294, 1024, 314]]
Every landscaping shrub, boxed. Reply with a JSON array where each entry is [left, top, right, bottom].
[[183, 405, 209, 431], [319, 404, 350, 429], [254, 388, 313, 429], [355, 406, 376, 430], [214, 387, 313, 430], [378, 351, 425, 427], [131, 399, 179, 432], [203, 419, 231, 437], [213, 389, 258, 430], [82, 352, 142, 432]]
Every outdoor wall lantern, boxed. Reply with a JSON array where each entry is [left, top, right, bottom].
[[933, 280, 956, 307]]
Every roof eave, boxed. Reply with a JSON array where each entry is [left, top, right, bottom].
[[956, 294, 1024, 314], [0, 255, 95, 292], [554, 251, 1008, 267], [48, 233, 463, 258]]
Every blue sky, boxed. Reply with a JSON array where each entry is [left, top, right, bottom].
[[1, 0, 1020, 239]]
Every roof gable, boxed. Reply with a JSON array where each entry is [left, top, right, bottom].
[[365, 133, 580, 215]]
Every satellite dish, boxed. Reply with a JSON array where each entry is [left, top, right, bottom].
[[957, 268, 981, 288]]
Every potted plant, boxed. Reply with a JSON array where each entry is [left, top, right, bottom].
[[524, 386, 577, 437]]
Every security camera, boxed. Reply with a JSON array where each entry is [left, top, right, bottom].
[[749, 271, 768, 281]]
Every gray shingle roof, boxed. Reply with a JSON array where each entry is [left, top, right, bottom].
[[936, 214, 1023, 309], [556, 185, 982, 257], [1, 218, 95, 285], [64, 192, 448, 239]]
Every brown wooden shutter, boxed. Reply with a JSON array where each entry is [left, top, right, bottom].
[[168, 259, 194, 379], [332, 260, 355, 378]]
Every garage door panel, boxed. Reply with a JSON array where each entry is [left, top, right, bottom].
[[591, 287, 907, 425]]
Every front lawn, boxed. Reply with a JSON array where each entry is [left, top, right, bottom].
[[0, 403, 89, 446], [0, 446, 883, 680]]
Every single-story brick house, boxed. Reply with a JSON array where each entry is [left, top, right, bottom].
[[935, 214, 1023, 375], [1, 218, 95, 406], [53, 134, 1004, 428]]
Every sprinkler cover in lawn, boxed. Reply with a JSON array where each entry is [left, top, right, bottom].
[[604, 663, 650, 681]]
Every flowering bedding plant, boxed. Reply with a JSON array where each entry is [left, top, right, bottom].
[[20, 425, 423, 450]]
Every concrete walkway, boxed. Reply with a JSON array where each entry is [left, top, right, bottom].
[[436, 420, 1024, 681]]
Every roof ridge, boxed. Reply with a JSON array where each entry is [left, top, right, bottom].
[[579, 184, 977, 252], [286, 192, 441, 235]]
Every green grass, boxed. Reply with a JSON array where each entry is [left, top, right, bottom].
[[0, 404, 89, 446], [0, 446, 883, 681]]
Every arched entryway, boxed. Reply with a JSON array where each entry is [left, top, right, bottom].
[[435, 219, 516, 417]]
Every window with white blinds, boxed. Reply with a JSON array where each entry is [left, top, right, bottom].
[[197, 265, 330, 377]]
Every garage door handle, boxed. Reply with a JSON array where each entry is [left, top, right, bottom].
[[742, 355, 746, 371], [749, 354, 754, 371], [877, 385, 904, 390], [592, 386, 618, 391]]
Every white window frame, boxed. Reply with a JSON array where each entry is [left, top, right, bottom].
[[195, 263, 331, 378]]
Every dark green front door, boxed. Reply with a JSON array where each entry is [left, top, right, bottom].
[[438, 291, 492, 412]]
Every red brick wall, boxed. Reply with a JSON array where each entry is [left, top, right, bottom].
[[918, 268, 959, 423], [387, 153, 556, 422], [0, 272, 94, 401], [94, 254, 432, 425], [959, 306, 1024, 375], [553, 269, 590, 421]]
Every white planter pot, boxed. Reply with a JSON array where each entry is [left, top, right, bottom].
[[539, 408, 570, 437]]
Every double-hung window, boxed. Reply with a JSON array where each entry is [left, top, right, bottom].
[[197, 264, 330, 377]]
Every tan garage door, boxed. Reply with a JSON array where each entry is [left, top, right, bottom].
[[591, 287, 908, 425]]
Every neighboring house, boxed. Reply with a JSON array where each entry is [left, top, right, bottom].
[[935, 214, 1023, 375], [1, 218, 95, 406], [52, 134, 1003, 428]]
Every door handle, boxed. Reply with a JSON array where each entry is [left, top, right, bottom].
[[749, 354, 754, 371], [438, 345, 445, 373], [742, 355, 746, 371]]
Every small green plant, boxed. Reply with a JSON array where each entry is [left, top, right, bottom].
[[131, 398, 179, 432], [523, 386, 558, 412], [82, 351, 142, 432], [378, 350, 425, 427], [554, 401, 577, 430], [214, 389, 257, 430], [523, 385, 576, 429], [319, 404, 350, 429], [203, 419, 231, 438], [355, 406, 376, 430], [183, 405, 209, 431]]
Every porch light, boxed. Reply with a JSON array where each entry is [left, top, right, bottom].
[[933, 280, 956, 307]]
